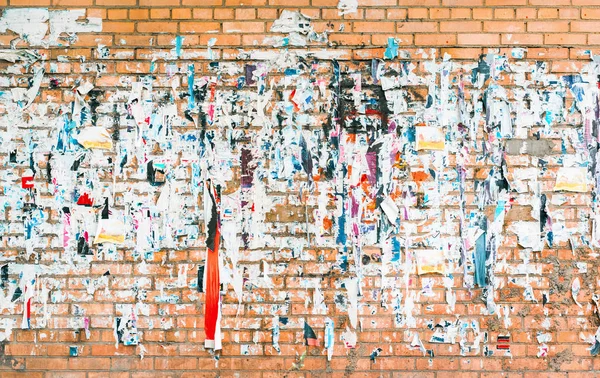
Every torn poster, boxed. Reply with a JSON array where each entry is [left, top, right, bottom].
[[75, 127, 113, 150], [203, 180, 222, 350], [0, 8, 101, 46], [15, 67, 44, 110], [497, 335, 510, 351], [272, 316, 281, 354], [554, 167, 588, 193], [115, 317, 139, 347], [510, 221, 543, 252], [415, 249, 445, 275], [338, 0, 358, 15], [344, 277, 359, 328], [94, 218, 126, 245], [341, 326, 357, 348], [324, 318, 334, 360], [416, 126, 445, 151], [0, 50, 40, 63], [384, 38, 398, 60], [370, 347, 383, 362], [572, 277, 582, 308], [304, 321, 319, 346], [473, 215, 488, 287], [270, 10, 311, 34]]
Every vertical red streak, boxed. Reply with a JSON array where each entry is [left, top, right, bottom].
[[204, 184, 220, 347]]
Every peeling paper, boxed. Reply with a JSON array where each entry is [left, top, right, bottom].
[[344, 277, 359, 329], [572, 277, 582, 308], [338, 0, 358, 15], [341, 326, 357, 348], [324, 318, 334, 360], [94, 218, 125, 245], [0, 8, 101, 46], [270, 10, 311, 34], [415, 249, 445, 275], [0, 8, 49, 46], [554, 167, 588, 192], [272, 316, 280, 354], [75, 127, 113, 150], [510, 222, 543, 252], [48, 9, 102, 45], [0, 50, 40, 63], [416, 126, 445, 151]]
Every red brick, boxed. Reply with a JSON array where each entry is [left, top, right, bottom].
[[52, 0, 92, 4], [457, 33, 500, 45], [484, 21, 525, 32], [26, 358, 68, 370], [473, 8, 493, 19], [582, 8, 600, 19], [440, 21, 481, 32], [516, 8, 537, 19], [502, 33, 544, 45], [107, 9, 128, 20], [397, 22, 437, 33], [268, 0, 309, 4], [223, 0, 264, 4], [451, 8, 472, 19], [560, 9, 580, 19], [408, 8, 428, 19], [528, 21, 569, 32], [235, 8, 256, 20], [140, 0, 180, 4], [95, 0, 137, 4], [129, 9, 150, 20], [443, 0, 482, 4], [102, 22, 136, 33], [430, 8, 451, 19], [214, 8, 234, 19], [180, 21, 221, 33], [545, 33, 587, 45], [150, 9, 171, 19], [487, 0, 526, 4], [137, 22, 178, 33], [222, 21, 264, 33], [415, 34, 457, 46], [9, 0, 50, 4], [353, 22, 395, 33]]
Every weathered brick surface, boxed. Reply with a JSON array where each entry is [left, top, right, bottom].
[[0, 0, 600, 377]]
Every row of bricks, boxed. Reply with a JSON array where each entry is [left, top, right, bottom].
[[0, 44, 597, 64], [8, 328, 596, 345], [2, 42, 600, 61], [4, 328, 598, 344], [0, 247, 586, 263], [0, 294, 588, 313], [1, 20, 600, 35], [0, 273, 585, 294], [2, 297, 590, 318], [5, 311, 596, 329], [0, 373, 597, 378], [9, 6, 600, 21], [5, 0, 600, 8], [5, 323, 590, 344], [39, 20, 600, 35], [4, 373, 599, 378], [2, 241, 591, 258], [5, 355, 600, 372], [83, 7, 600, 22]]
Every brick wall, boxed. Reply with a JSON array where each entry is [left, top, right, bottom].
[[1, 0, 600, 377]]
